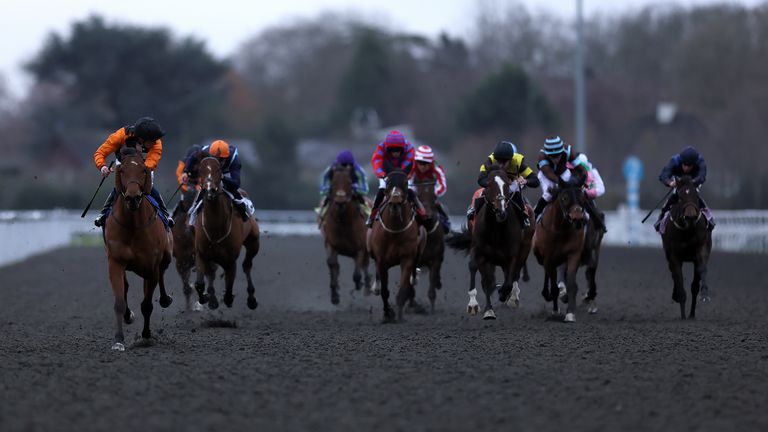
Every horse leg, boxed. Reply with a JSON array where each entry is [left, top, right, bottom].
[[479, 260, 496, 320], [500, 258, 521, 308], [158, 268, 173, 309], [193, 258, 210, 305], [326, 247, 340, 305], [222, 262, 237, 308], [379, 265, 395, 323], [428, 259, 442, 314], [180, 263, 193, 310], [206, 264, 219, 310], [123, 274, 134, 324], [522, 261, 530, 282], [109, 262, 127, 351], [545, 263, 560, 315], [362, 252, 373, 296], [668, 257, 686, 319], [564, 254, 580, 323], [467, 257, 480, 316], [242, 234, 259, 310], [352, 250, 364, 292], [584, 264, 599, 314], [558, 264, 567, 303], [140, 276, 158, 340], [397, 260, 417, 321]]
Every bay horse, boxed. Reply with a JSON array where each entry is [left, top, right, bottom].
[[661, 175, 712, 319], [557, 213, 604, 314], [171, 188, 200, 311], [192, 157, 260, 310], [413, 179, 445, 313], [320, 164, 372, 305], [368, 170, 426, 322], [532, 181, 587, 322], [102, 147, 173, 351], [446, 167, 524, 320]]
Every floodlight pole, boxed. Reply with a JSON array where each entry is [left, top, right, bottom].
[[574, 0, 586, 154]]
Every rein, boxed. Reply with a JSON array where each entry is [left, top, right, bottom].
[[111, 196, 157, 230], [377, 202, 416, 234], [201, 197, 233, 244]]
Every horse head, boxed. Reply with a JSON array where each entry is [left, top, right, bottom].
[[385, 170, 409, 221], [484, 166, 512, 222], [199, 157, 223, 201], [330, 165, 353, 209], [672, 175, 701, 229], [413, 180, 437, 218], [116, 146, 150, 211], [554, 179, 586, 228]]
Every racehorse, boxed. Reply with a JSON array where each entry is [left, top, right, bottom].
[[557, 212, 604, 314], [532, 182, 587, 322], [368, 170, 426, 322], [413, 179, 445, 313], [171, 188, 199, 310], [192, 157, 260, 310], [320, 164, 372, 305], [660, 175, 712, 319], [102, 147, 173, 351], [446, 167, 524, 320]]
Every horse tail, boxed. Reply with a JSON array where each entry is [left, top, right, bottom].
[[445, 225, 472, 255]]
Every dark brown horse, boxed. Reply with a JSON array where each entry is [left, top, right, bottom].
[[446, 168, 524, 320], [320, 164, 372, 304], [413, 179, 445, 313], [193, 157, 260, 310], [102, 147, 173, 351], [661, 175, 712, 319], [532, 182, 587, 322], [557, 213, 604, 314], [368, 170, 426, 322], [171, 188, 200, 311]]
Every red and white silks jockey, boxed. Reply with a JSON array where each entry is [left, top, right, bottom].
[[410, 145, 451, 233]]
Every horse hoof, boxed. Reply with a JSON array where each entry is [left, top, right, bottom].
[[699, 295, 710, 303], [564, 313, 576, 323], [382, 311, 396, 324], [192, 301, 204, 312], [331, 292, 340, 305], [111, 342, 125, 352], [224, 294, 234, 308], [159, 296, 173, 308], [124, 310, 135, 324], [247, 297, 258, 310], [505, 283, 521, 308], [483, 310, 496, 320], [371, 282, 380, 296], [208, 297, 219, 310], [467, 305, 480, 316], [198, 294, 209, 305]]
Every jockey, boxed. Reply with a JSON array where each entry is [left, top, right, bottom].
[[571, 153, 607, 231], [468, 140, 539, 227], [171, 144, 202, 220], [410, 145, 451, 233], [93, 117, 173, 227], [366, 130, 431, 228], [533, 135, 606, 231], [182, 139, 253, 221], [655, 146, 713, 231], [317, 150, 369, 219]]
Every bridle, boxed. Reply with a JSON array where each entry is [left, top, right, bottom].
[[484, 175, 512, 220], [672, 184, 703, 230], [377, 186, 415, 234]]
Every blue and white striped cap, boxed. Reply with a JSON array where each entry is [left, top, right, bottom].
[[542, 135, 565, 155]]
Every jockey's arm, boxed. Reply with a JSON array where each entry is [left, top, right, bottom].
[[319, 166, 332, 196], [223, 157, 242, 189], [477, 162, 490, 188], [435, 165, 447, 197], [354, 165, 370, 195], [693, 158, 707, 186], [523, 170, 540, 188], [143, 139, 162, 171], [93, 127, 126, 170], [659, 157, 677, 186]]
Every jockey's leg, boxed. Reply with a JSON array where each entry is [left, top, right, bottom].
[[467, 196, 485, 222], [407, 189, 432, 227], [225, 184, 250, 221], [436, 201, 451, 233], [511, 192, 530, 228], [533, 197, 547, 222], [94, 188, 117, 227], [366, 188, 386, 228], [150, 187, 174, 227], [698, 196, 715, 231], [585, 199, 606, 232], [655, 193, 678, 231]]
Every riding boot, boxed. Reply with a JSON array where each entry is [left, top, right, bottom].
[[698, 197, 715, 231], [533, 197, 547, 223], [585, 199, 606, 232], [467, 197, 484, 222], [150, 187, 174, 227], [367, 188, 385, 228], [511, 193, 530, 228], [436, 201, 451, 233], [94, 188, 117, 227], [654, 195, 675, 232], [408, 189, 433, 228]]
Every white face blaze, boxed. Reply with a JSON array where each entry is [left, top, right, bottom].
[[494, 176, 506, 210]]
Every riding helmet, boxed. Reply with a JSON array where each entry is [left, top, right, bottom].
[[209, 140, 231, 158], [415, 145, 435, 163], [133, 117, 166, 141], [493, 141, 517, 161], [680, 146, 699, 165], [383, 130, 407, 150]]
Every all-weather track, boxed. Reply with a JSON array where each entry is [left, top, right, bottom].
[[1, 235, 767, 431]]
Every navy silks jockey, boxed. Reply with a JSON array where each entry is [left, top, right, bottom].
[[366, 130, 431, 229], [182, 139, 253, 221], [533, 135, 606, 231], [317, 150, 370, 221], [93, 117, 173, 228], [655, 146, 714, 231], [467, 140, 539, 227]]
